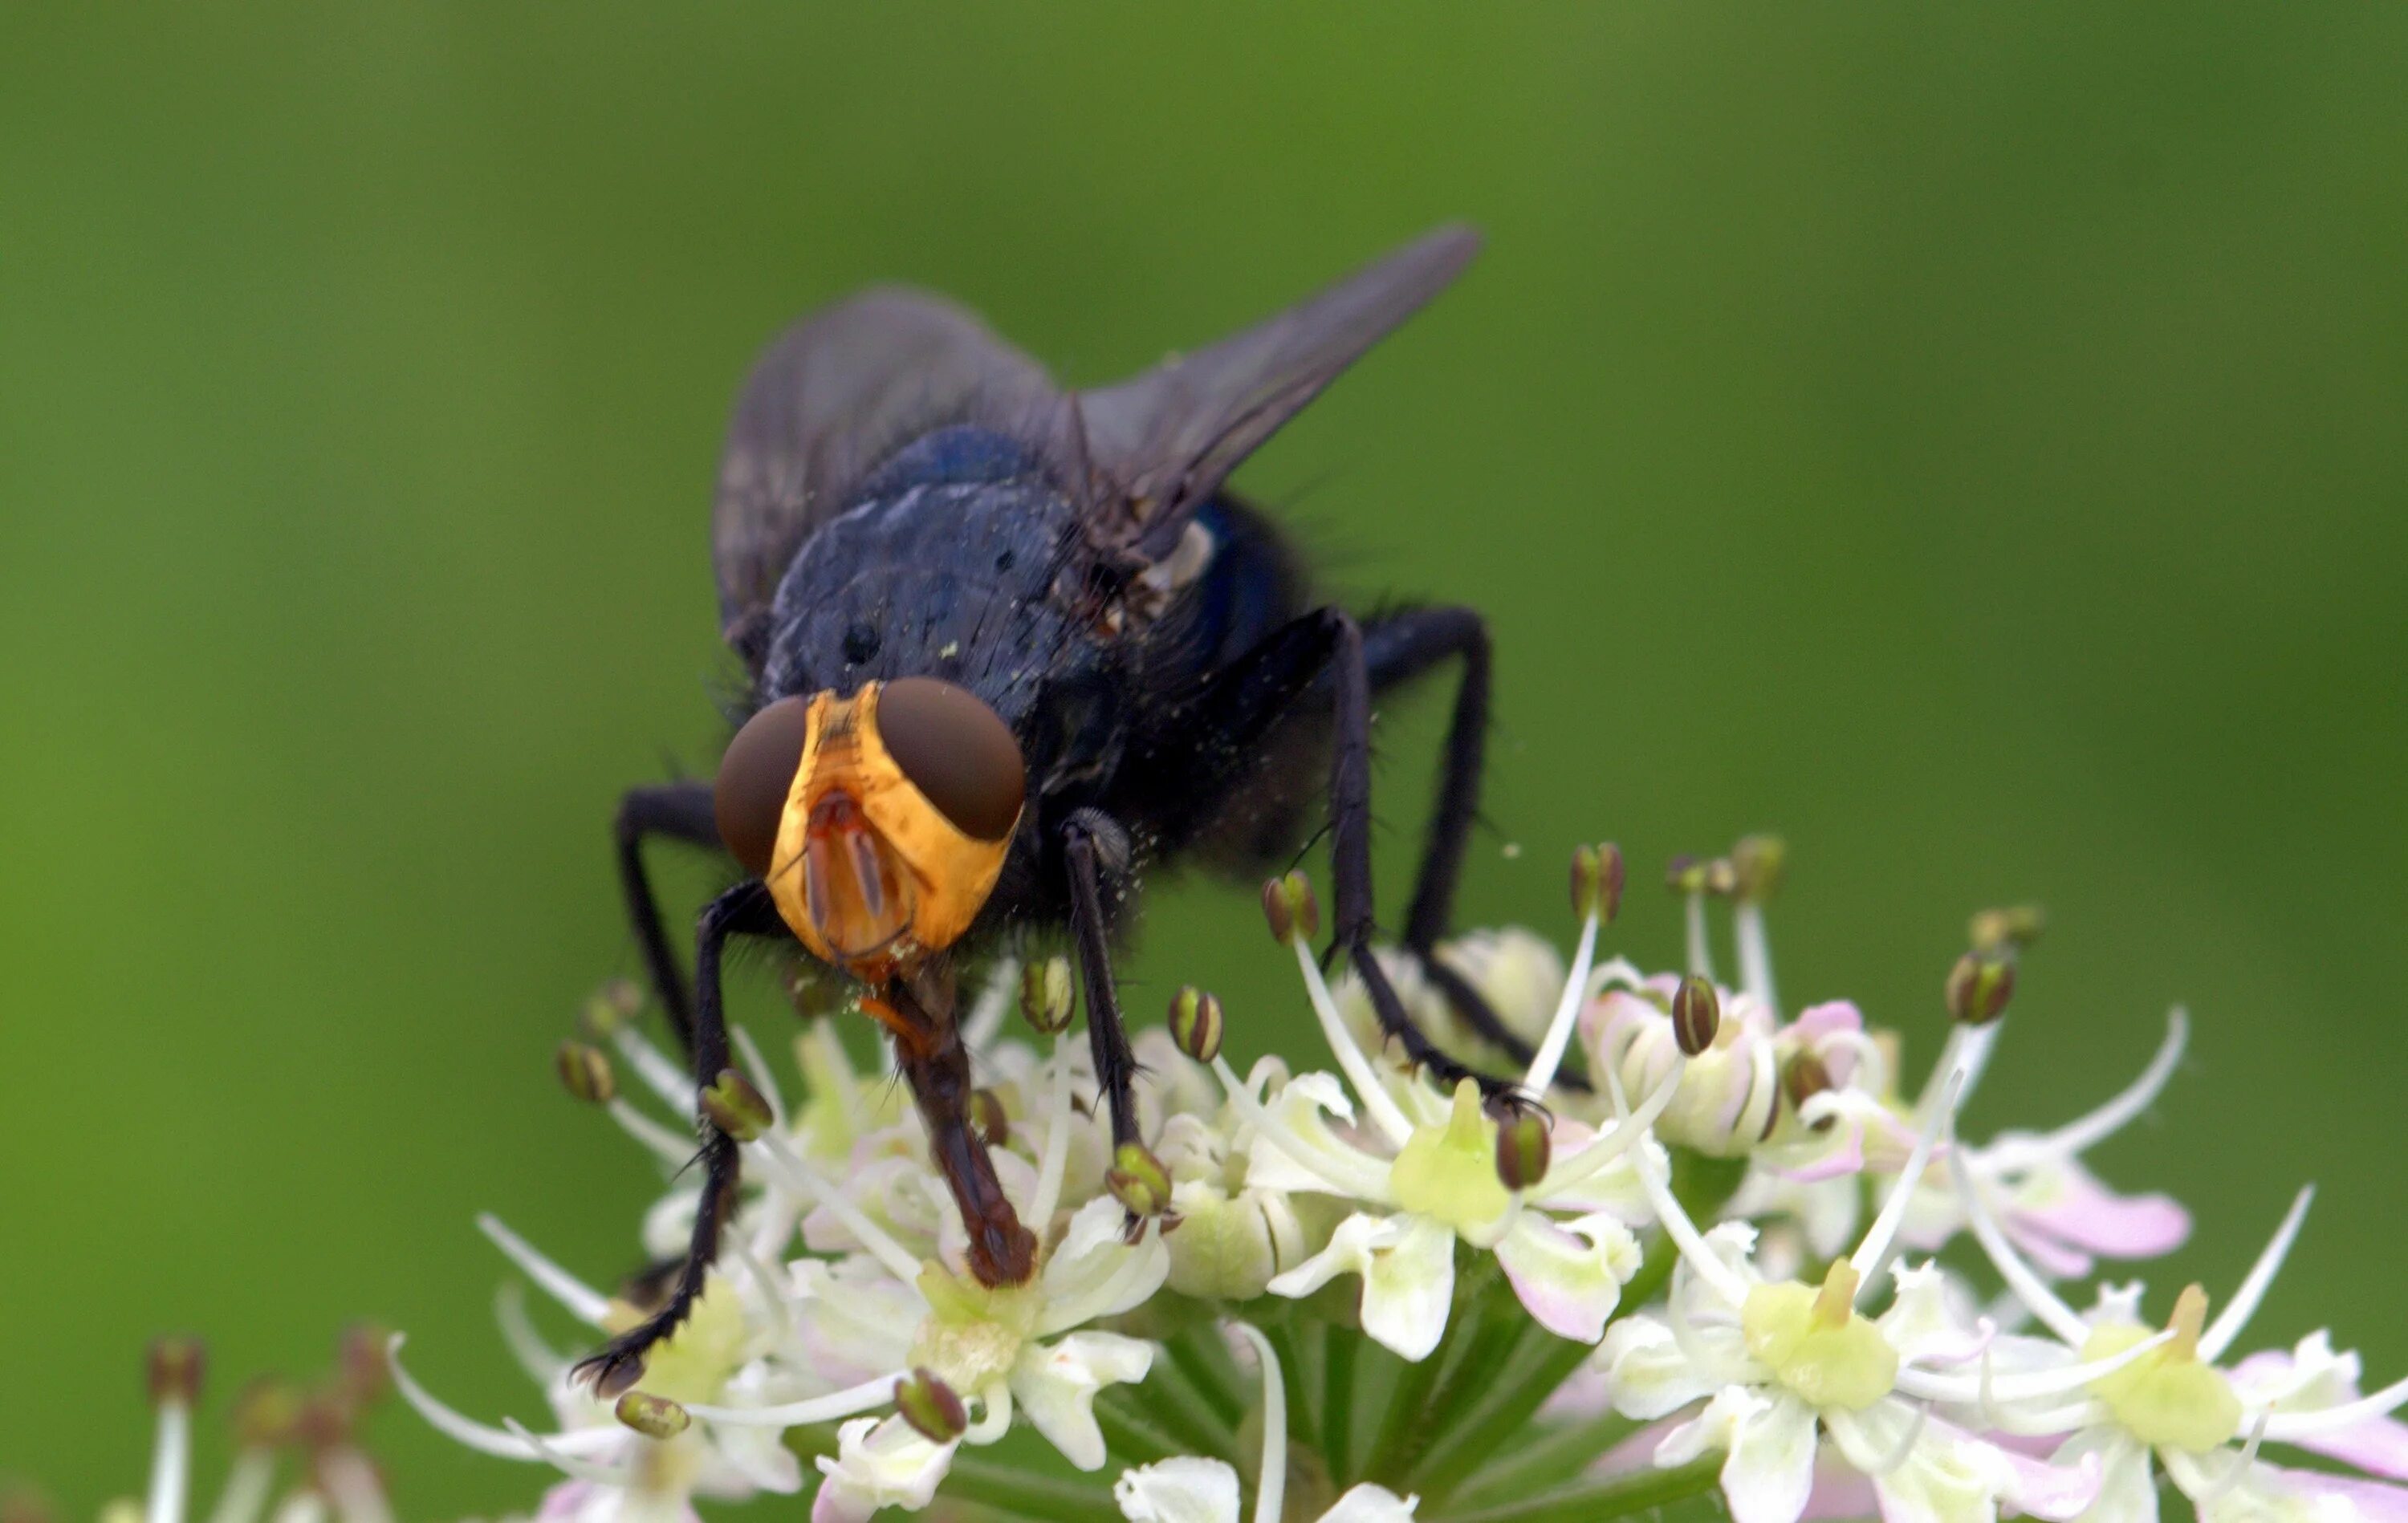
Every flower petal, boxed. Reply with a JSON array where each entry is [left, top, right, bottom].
[[1320, 1484, 1422, 1523], [1012, 1331, 1157, 1471], [1599, 1314, 1734, 1420], [1114, 1456, 1240, 1523], [811, 1416, 955, 1523], [1495, 1212, 1641, 1344], [1658, 1388, 1819, 1523]]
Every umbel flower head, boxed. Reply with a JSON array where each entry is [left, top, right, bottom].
[[385, 838, 2408, 1523]]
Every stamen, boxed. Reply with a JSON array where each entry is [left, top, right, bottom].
[[1027, 1034, 1076, 1228], [316, 1451, 393, 1523], [1533, 1068, 1681, 1199], [1210, 1056, 1394, 1201], [1849, 1070, 1963, 1295], [1229, 1324, 1287, 1523], [492, 1283, 571, 1387], [1946, 1128, 2090, 1346], [1896, 1326, 2175, 1405], [605, 1098, 697, 1164], [476, 1215, 612, 1326], [749, 1134, 926, 1284], [202, 1454, 274, 1523], [961, 956, 1022, 1052], [1522, 907, 1601, 1092], [1290, 938, 1414, 1147], [2198, 1187, 2314, 1361], [2039, 1009, 2187, 1160], [386, 1336, 620, 1463], [2258, 1367, 2408, 1441], [1609, 1061, 1751, 1306], [2188, 1410, 2271, 1509], [144, 1342, 199, 1523], [1735, 903, 1779, 1019], [685, 1371, 904, 1427], [607, 1025, 694, 1114], [501, 1419, 636, 1486]]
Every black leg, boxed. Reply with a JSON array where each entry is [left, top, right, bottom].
[[1361, 609, 1583, 1086], [614, 782, 720, 1053], [1063, 810, 1141, 1151], [575, 879, 779, 1397]]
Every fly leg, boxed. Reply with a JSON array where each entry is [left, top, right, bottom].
[[614, 781, 721, 1054], [1361, 608, 1585, 1088], [575, 879, 779, 1396], [1063, 810, 1141, 1154], [882, 973, 1039, 1286]]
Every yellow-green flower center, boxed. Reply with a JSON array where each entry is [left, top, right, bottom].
[[602, 1279, 747, 1405], [1389, 1079, 1513, 1242], [911, 1261, 1041, 1394], [2082, 1285, 2241, 1454], [1740, 1261, 1898, 1412]]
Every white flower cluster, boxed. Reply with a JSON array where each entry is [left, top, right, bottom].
[[390, 843, 2408, 1523]]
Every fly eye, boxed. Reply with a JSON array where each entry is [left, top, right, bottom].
[[877, 677, 1025, 842], [714, 695, 814, 878]]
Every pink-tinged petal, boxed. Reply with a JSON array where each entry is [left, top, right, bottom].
[[2250, 1464, 2408, 1523], [2011, 1164, 2190, 1262], [1790, 1001, 1865, 1043], [1777, 1125, 1866, 1184], [1496, 1214, 1641, 1344], [2289, 1418, 2408, 1484], [1797, 1454, 1877, 1521], [1988, 1429, 2103, 1521], [2009, 1224, 2100, 1282]]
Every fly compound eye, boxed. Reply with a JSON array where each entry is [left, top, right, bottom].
[[714, 695, 813, 878], [877, 677, 1025, 842]]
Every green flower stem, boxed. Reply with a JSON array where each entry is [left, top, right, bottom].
[[1134, 1342, 1243, 1462], [1095, 1391, 1191, 1468], [1323, 1325, 1361, 1483], [1359, 1321, 1451, 1483], [1426, 1454, 1722, 1523], [944, 1456, 1123, 1523], [1449, 1410, 1637, 1507], [1165, 1324, 1246, 1427]]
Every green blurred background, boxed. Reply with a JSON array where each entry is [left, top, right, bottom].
[[4, 4, 2403, 1511]]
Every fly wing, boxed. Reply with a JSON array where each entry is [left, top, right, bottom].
[[711, 289, 1060, 645], [1076, 225, 1481, 562]]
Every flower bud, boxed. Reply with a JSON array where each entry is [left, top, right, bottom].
[[580, 978, 643, 1038], [147, 1336, 205, 1408], [1105, 1142, 1173, 1217], [1570, 843, 1627, 924], [1671, 975, 1721, 1056], [701, 1068, 773, 1141], [894, 1367, 969, 1443], [1968, 904, 2046, 954], [970, 1088, 1011, 1150], [1732, 835, 1788, 904], [1946, 950, 2015, 1025], [1493, 1104, 1552, 1192], [1020, 956, 1075, 1034], [555, 1040, 616, 1105], [1168, 986, 1224, 1063], [613, 1390, 691, 1440], [1261, 871, 1321, 945]]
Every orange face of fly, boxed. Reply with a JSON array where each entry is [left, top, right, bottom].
[[713, 677, 1026, 981]]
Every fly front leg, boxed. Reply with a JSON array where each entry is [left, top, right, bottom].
[[1062, 809, 1141, 1154], [881, 973, 1038, 1286], [613, 781, 721, 1054], [576, 879, 781, 1396]]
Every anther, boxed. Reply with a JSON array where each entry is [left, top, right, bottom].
[[613, 1391, 692, 1440], [147, 1335, 205, 1407], [1168, 986, 1225, 1063], [1968, 904, 2047, 955], [1105, 1142, 1173, 1217], [1571, 843, 1627, 924], [894, 1367, 969, 1443], [970, 1088, 1011, 1150], [1781, 1050, 1835, 1129], [1946, 950, 2016, 1025], [1666, 854, 1709, 896], [1672, 975, 1722, 1056], [1704, 858, 1739, 898], [231, 1378, 304, 1450], [1732, 835, 1788, 904], [580, 978, 643, 1039], [1261, 872, 1321, 945], [1020, 956, 1075, 1035], [700, 1068, 773, 1141], [1494, 1104, 1552, 1192], [336, 1320, 391, 1406], [555, 1041, 616, 1104]]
